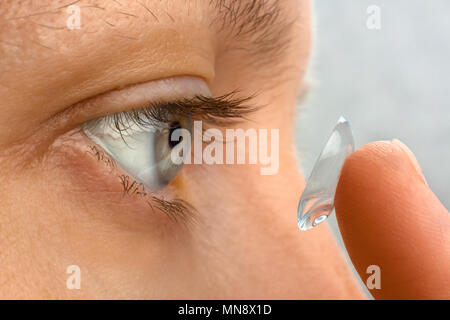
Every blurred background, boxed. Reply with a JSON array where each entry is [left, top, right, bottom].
[[295, 0, 450, 296]]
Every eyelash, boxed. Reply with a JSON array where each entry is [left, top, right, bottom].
[[85, 91, 259, 139], [86, 144, 198, 227], [84, 91, 258, 225]]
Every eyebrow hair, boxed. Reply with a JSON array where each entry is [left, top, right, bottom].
[[210, 0, 295, 67]]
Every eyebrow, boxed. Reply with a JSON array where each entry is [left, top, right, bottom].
[[210, 0, 295, 67]]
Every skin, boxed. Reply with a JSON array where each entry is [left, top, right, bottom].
[[0, 0, 447, 299], [336, 140, 450, 299]]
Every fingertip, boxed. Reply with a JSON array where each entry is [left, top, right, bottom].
[[335, 140, 450, 299], [335, 140, 423, 232]]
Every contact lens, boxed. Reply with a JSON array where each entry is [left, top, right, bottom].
[[297, 116, 355, 231]]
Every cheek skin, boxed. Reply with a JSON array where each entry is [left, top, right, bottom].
[[0, 107, 363, 298], [1, 124, 361, 298]]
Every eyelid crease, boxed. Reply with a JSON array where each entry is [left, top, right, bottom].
[[86, 143, 200, 229]]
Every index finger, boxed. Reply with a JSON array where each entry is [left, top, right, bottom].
[[335, 140, 450, 299]]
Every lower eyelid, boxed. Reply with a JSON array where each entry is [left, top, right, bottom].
[[48, 128, 198, 228], [86, 139, 198, 224]]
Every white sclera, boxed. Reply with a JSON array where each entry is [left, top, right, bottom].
[[84, 117, 191, 191], [297, 116, 355, 231]]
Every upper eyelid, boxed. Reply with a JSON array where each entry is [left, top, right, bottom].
[[43, 76, 211, 130], [80, 91, 259, 227]]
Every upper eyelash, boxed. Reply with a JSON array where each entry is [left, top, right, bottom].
[[168, 91, 259, 125], [86, 91, 259, 139]]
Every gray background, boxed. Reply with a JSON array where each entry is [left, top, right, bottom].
[[295, 0, 450, 296]]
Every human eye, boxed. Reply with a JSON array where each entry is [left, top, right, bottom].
[[82, 104, 193, 191], [73, 76, 256, 222]]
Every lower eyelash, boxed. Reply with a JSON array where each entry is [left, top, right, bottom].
[[86, 144, 199, 227], [86, 145, 117, 169]]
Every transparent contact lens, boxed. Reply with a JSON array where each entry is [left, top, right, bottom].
[[297, 116, 355, 231]]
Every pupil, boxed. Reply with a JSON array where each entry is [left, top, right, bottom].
[[168, 121, 183, 149]]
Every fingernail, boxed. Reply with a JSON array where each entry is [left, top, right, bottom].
[[391, 139, 428, 186]]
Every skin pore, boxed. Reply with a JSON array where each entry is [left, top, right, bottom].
[[0, 0, 364, 298]]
